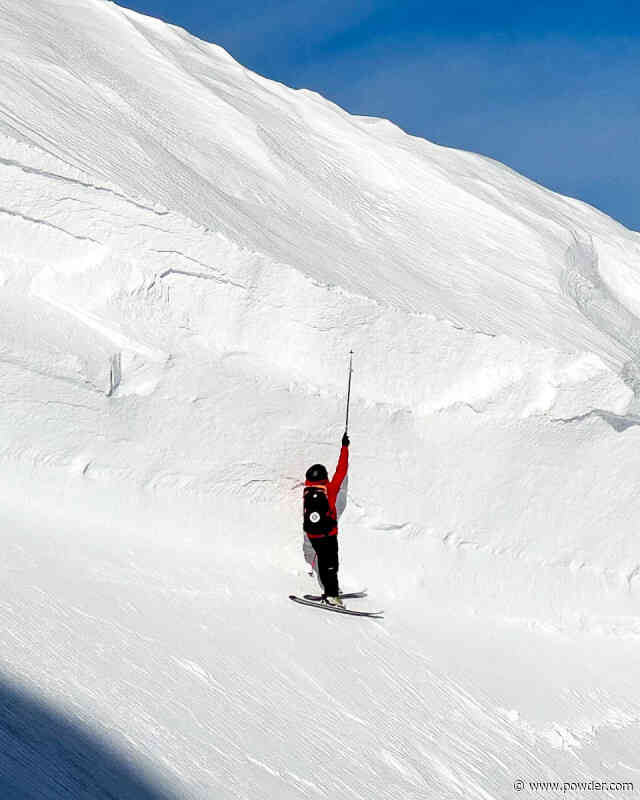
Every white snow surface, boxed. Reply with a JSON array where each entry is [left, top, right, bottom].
[[2, 0, 640, 797]]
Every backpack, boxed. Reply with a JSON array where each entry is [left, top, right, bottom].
[[303, 485, 335, 535]]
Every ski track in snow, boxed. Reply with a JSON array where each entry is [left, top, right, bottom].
[[1, 0, 640, 797]]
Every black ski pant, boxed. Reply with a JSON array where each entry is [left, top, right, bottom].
[[310, 534, 340, 597]]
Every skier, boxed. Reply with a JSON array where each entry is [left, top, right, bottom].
[[303, 433, 350, 607]]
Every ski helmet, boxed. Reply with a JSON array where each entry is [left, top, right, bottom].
[[306, 464, 328, 482]]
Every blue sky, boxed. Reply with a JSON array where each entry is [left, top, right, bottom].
[[122, 0, 640, 230]]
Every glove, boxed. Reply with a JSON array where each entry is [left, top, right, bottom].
[[342, 432, 350, 447]]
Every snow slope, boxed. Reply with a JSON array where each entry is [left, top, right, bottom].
[[2, 0, 640, 796]]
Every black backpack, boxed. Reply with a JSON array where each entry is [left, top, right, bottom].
[[303, 485, 335, 535]]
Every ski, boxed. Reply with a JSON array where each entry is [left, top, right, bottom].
[[289, 595, 383, 618], [303, 590, 367, 601]]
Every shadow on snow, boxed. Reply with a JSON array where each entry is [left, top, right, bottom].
[[0, 674, 177, 799]]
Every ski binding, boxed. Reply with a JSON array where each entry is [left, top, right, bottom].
[[303, 589, 367, 602]]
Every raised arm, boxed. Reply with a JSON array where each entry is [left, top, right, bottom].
[[330, 434, 349, 494]]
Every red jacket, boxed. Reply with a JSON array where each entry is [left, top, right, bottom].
[[304, 445, 349, 538]]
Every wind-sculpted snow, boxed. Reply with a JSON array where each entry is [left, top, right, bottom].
[[0, 133, 632, 422], [1, 0, 638, 353], [1, 0, 639, 627], [3, 2, 640, 797], [1, 109, 639, 639], [564, 234, 640, 392]]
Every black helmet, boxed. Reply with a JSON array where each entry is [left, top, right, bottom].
[[306, 464, 328, 482]]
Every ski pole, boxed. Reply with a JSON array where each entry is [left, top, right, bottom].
[[344, 350, 354, 433]]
